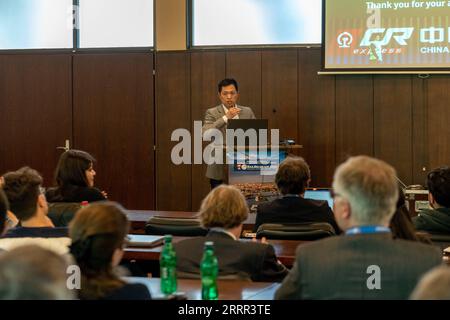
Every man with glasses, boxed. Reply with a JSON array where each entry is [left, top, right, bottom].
[[275, 156, 442, 299], [0, 167, 70, 253], [413, 166, 450, 234], [202, 78, 256, 189]]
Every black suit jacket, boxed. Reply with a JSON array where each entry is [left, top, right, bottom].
[[275, 233, 442, 300], [254, 196, 340, 233], [173, 231, 288, 282]]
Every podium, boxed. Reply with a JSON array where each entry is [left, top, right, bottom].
[[222, 145, 302, 214]]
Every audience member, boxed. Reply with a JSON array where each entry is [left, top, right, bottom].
[[254, 156, 340, 233], [275, 156, 442, 300], [0, 177, 18, 231], [69, 201, 151, 300], [390, 187, 431, 244], [174, 185, 288, 282], [0, 245, 74, 299], [413, 166, 450, 234], [0, 189, 8, 237], [0, 167, 70, 253], [410, 266, 450, 300], [46, 150, 107, 203]]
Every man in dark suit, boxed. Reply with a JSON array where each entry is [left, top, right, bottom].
[[413, 166, 450, 234], [174, 185, 288, 282], [202, 78, 256, 189], [254, 156, 340, 233], [275, 156, 442, 300]]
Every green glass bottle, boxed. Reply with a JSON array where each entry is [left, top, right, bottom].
[[160, 235, 177, 295], [201, 241, 218, 300]]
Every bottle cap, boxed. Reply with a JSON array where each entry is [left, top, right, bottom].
[[81, 201, 89, 206]]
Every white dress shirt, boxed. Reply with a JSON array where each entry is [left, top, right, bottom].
[[222, 105, 239, 123]]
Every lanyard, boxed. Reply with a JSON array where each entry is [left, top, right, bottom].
[[345, 226, 391, 235]]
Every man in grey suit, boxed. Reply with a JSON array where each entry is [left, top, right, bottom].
[[275, 156, 442, 300], [202, 78, 255, 189]]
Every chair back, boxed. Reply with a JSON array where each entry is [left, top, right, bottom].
[[428, 233, 450, 250], [47, 202, 81, 227], [256, 222, 336, 240], [145, 216, 208, 236]]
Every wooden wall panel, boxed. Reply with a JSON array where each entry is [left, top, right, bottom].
[[426, 76, 450, 170], [262, 50, 298, 141], [155, 52, 191, 211], [0, 54, 72, 185], [190, 51, 226, 211], [412, 77, 428, 185], [336, 76, 374, 164], [226, 50, 262, 117], [374, 76, 413, 184], [73, 53, 154, 209], [298, 48, 335, 187]]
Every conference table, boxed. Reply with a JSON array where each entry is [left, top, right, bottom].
[[125, 277, 280, 300], [125, 210, 450, 267], [123, 236, 304, 267]]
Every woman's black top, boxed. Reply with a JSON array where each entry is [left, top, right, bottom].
[[46, 185, 106, 203]]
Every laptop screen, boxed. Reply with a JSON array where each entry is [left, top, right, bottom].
[[304, 189, 334, 209]]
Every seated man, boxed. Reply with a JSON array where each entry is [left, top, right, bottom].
[[413, 166, 450, 234], [254, 156, 340, 233], [275, 156, 442, 300], [0, 245, 74, 299], [174, 185, 288, 282], [410, 265, 450, 300], [0, 167, 70, 254]]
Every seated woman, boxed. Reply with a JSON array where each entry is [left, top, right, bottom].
[[390, 187, 431, 244], [69, 202, 151, 300], [45, 150, 107, 203], [174, 185, 288, 282], [254, 156, 340, 233]]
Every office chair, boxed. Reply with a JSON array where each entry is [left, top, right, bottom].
[[47, 202, 82, 227], [145, 216, 208, 237], [256, 222, 336, 240]]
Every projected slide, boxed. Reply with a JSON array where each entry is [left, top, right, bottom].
[[324, 0, 450, 69]]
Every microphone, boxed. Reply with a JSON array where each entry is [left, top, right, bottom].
[[396, 175, 424, 190], [395, 175, 408, 189]]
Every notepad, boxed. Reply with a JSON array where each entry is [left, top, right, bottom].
[[126, 234, 165, 247]]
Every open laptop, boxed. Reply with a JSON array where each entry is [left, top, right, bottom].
[[304, 189, 334, 209], [126, 234, 164, 248]]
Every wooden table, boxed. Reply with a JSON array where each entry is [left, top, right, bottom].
[[125, 277, 280, 300], [123, 237, 304, 267], [126, 210, 256, 234]]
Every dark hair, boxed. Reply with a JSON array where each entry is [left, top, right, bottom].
[[218, 78, 238, 93], [427, 166, 450, 207], [390, 187, 431, 244], [0, 189, 9, 234], [275, 157, 311, 195], [2, 167, 43, 221], [69, 202, 129, 300], [55, 150, 95, 188]]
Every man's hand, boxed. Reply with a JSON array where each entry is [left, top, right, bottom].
[[225, 107, 240, 119]]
